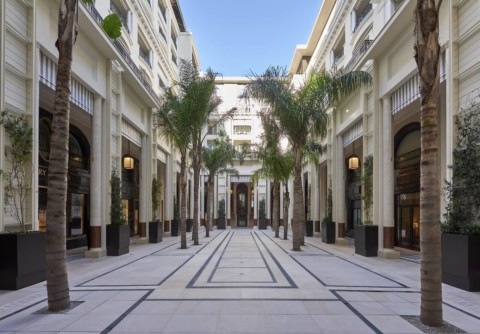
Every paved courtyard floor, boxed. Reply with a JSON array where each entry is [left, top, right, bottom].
[[0, 228, 479, 333]]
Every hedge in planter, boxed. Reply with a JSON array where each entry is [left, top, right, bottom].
[[107, 168, 129, 256], [217, 198, 226, 229], [258, 198, 267, 230], [321, 187, 335, 243], [442, 107, 480, 291], [149, 178, 163, 243]]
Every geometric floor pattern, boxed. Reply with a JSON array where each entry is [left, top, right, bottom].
[[1, 228, 479, 333]]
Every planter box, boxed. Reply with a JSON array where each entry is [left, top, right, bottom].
[[355, 225, 378, 257], [171, 219, 179, 236], [305, 220, 314, 237], [442, 233, 480, 291], [107, 225, 130, 256], [321, 220, 336, 244], [259, 218, 267, 230], [149, 220, 163, 243], [217, 217, 226, 229], [0, 232, 46, 290], [186, 219, 192, 232]]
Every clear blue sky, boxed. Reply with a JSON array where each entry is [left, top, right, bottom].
[[179, 0, 323, 77]]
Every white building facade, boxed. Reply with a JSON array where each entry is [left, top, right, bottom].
[[0, 0, 199, 256], [290, 0, 480, 255]]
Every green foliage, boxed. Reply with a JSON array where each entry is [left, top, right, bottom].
[[362, 155, 374, 225], [151, 178, 160, 219], [218, 198, 226, 218], [102, 14, 122, 39], [202, 132, 239, 177], [110, 167, 126, 225], [443, 106, 480, 235], [0, 112, 33, 232], [323, 186, 333, 224], [259, 199, 266, 220]]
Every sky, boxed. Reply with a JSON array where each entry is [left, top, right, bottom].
[[178, 0, 323, 77]]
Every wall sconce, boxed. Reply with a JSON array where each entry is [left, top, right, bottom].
[[124, 140, 134, 170], [123, 155, 134, 170], [348, 156, 359, 170]]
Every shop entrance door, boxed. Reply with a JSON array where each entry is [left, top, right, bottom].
[[237, 183, 248, 227]]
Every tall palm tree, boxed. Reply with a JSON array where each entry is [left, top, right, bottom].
[[183, 61, 233, 245], [252, 112, 293, 238], [47, 0, 120, 311], [156, 85, 192, 249], [246, 67, 371, 251], [202, 132, 238, 237], [414, 0, 443, 326]]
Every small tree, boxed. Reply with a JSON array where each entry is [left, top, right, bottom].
[[218, 198, 226, 219], [361, 155, 373, 225], [0, 112, 33, 233], [325, 185, 333, 223], [259, 199, 266, 220], [110, 168, 126, 225], [443, 106, 480, 235], [151, 178, 160, 220]]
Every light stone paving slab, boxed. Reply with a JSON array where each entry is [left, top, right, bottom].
[[1, 228, 479, 334]]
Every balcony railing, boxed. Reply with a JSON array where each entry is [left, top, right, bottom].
[[354, 3, 372, 32], [344, 39, 373, 72], [110, 2, 129, 32], [333, 48, 344, 65], [83, 2, 160, 105]]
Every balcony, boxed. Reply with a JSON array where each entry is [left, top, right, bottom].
[[354, 3, 372, 32], [344, 39, 373, 72], [333, 48, 344, 66], [83, 2, 160, 106], [110, 2, 129, 32]]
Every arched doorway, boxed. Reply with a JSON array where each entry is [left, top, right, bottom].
[[236, 183, 248, 227], [394, 123, 420, 250]]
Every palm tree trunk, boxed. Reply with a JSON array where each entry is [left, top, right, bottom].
[[292, 144, 303, 251], [206, 178, 214, 237], [180, 154, 187, 249], [283, 183, 290, 240], [45, 0, 78, 312], [192, 162, 200, 245], [273, 180, 280, 238], [414, 0, 443, 327]]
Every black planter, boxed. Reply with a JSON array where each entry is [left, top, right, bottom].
[[259, 218, 267, 230], [107, 224, 130, 256], [442, 233, 480, 291], [171, 219, 179, 236], [186, 219, 192, 232], [321, 220, 336, 244], [305, 220, 314, 237], [354, 225, 378, 257], [0, 232, 46, 290], [217, 217, 226, 229], [149, 220, 163, 243]]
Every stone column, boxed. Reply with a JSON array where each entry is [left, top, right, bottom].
[[334, 133, 346, 244], [86, 95, 105, 258], [378, 97, 399, 258], [138, 132, 149, 243]]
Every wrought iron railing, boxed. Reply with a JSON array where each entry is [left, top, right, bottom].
[[83, 2, 160, 105], [354, 3, 372, 32], [110, 2, 129, 32], [345, 39, 373, 72]]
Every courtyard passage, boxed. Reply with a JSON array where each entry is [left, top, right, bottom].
[[0, 228, 479, 333]]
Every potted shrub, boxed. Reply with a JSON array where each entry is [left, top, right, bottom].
[[0, 112, 46, 290], [171, 196, 179, 236], [217, 198, 226, 229], [107, 168, 129, 256], [258, 198, 267, 229], [355, 155, 378, 257], [149, 178, 163, 243], [442, 107, 480, 291], [321, 186, 335, 243]]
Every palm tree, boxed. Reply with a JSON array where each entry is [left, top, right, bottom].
[[202, 132, 238, 237], [183, 61, 234, 245], [414, 0, 443, 326], [46, 0, 120, 311], [252, 112, 293, 238], [156, 85, 192, 249], [246, 67, 371, 251]]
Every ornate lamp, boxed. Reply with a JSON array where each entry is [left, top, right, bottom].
[[123, 155, 134, 170]]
